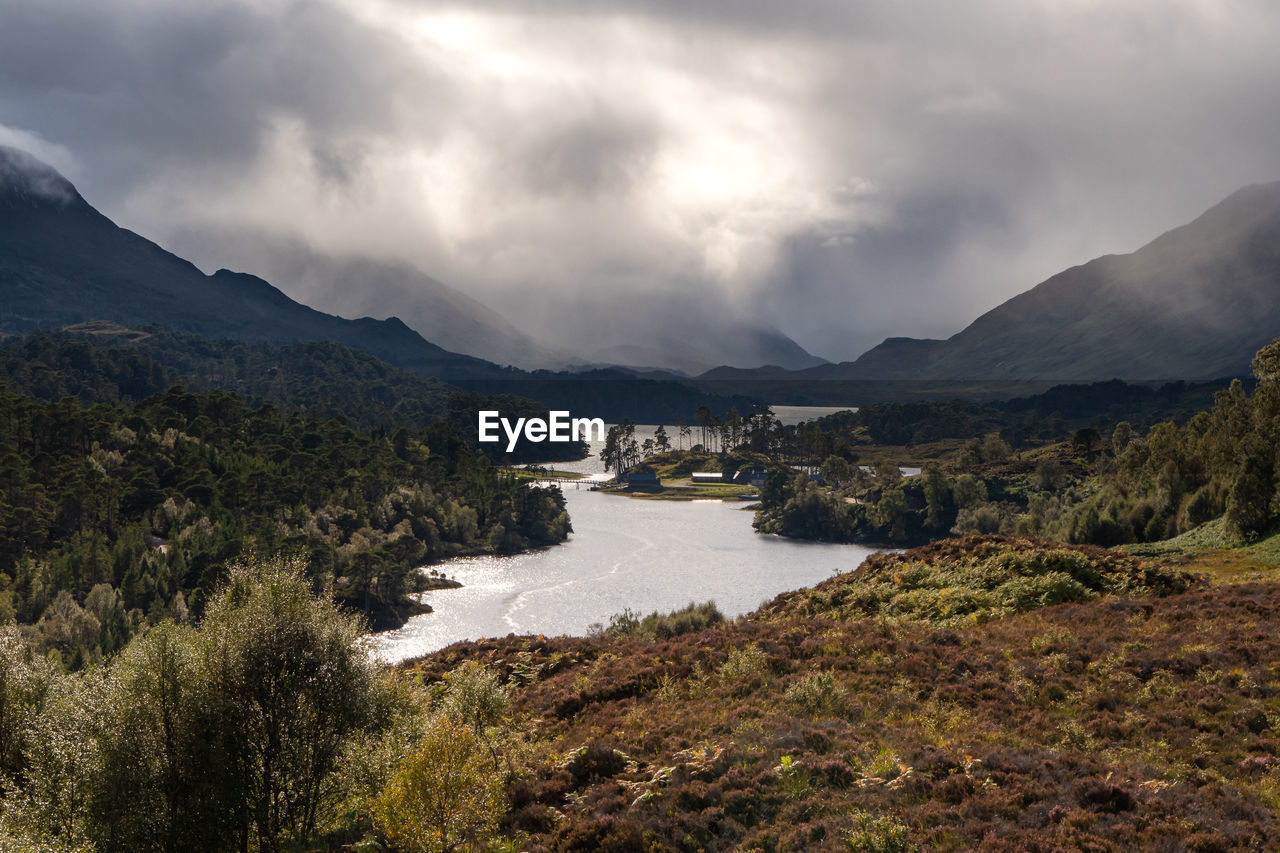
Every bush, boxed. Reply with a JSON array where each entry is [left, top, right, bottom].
[[786, 670, 848, 716], [846, 809, 914, 852], [435, 661, 508, 735], [372, 715, 504, 853], [719, 644, 771, 691], [607, 601, 724, 640]]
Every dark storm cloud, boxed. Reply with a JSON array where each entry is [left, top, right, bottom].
[[3, 0, 1280, 364], [0, 0, 448, 196]]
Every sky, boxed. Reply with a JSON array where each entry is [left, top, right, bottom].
[[3, 0, 1280, 363]]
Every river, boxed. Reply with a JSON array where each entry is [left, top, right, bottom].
[[371, 405, 876, 663], [371, 488, 878, 662]]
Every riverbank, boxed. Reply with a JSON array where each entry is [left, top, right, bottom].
[[603, 480, 759, 501], [507, 466, 590, 481], [399, 535, 1280, 850], [370, 488, 879, 662]]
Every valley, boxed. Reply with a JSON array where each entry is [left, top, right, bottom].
[[3, 143, 1280, 851]]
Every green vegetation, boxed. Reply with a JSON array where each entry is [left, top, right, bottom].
[[756, 536, 1194, 627], [2, 495, 1278, 850], [602, 601, 725, 640], [590, 377, 1239, 539], [6, 282, 1280, 848], [610, 482, 757, 501], [407, 535, 1280, 850], [507, 466, 588, 482], [752, 341, 1280, 553], [2, 328, 446, 429], [0, 558, 535, 853], [0, 559, 381, 852], [371, 715, 505, 853], [0, 330, 586, 464], [0, 379, 570, 656]]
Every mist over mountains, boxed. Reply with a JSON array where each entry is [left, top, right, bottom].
[[6, 143, 1280, 387], [0, 145, 504, 379], [707, 180, 1280, 384], [0, 146, 765, 421], [163, 228, 572, 370], [162, 230, 827, 374], [851, 180, 1280, 380]]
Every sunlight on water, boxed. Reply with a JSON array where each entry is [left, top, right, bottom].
[[371, 487, 876, 662]]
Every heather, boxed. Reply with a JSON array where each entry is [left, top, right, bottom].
[[409, 536, 1278, 851], [759, 536, 1196, 627], [1, 535, 1277, 851]]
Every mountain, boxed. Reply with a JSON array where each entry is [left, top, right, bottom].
[[0, 146, 767, 420], [838, 181, 1280, 381], [167, 227, 826, 374], [587, 322, 826, 375], [0, 145, 509, 380], [161, 229, 573, 369]]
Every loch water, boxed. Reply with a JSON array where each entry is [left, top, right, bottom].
[[371, 405, 876, 663], [372, 487, 876, 663]]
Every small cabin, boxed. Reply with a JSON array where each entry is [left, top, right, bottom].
[[626, 472, 659, 487], [691, 472, 725, 485]]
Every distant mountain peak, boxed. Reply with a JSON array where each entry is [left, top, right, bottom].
[[839, 179, 1280, 382], [0, 146, 504, 380], [0, 146, 79, 208]]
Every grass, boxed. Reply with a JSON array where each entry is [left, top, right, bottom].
[[406, 534, 1280, 851], [1125, 516, 1280, 583], [604, 481, 758, 501]]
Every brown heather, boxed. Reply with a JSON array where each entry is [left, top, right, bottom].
[[406, 536, 1280, 852]]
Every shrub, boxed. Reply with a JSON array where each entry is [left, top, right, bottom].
[[718, 645, 771, 691], [372, 715, 504, 853], [846, 809, 914, 852], [434, 661, 508, 736], [786, 670, 848, 716], [607, 601, 724, 640]]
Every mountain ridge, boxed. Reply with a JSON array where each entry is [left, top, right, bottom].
[[703, 180, 1280, 384], [0, 145, 513, 380], [2, 145, 823, 376], [844, 179, 1280, 380]]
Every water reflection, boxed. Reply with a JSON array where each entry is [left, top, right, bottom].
[[372, 487, 876, 662]]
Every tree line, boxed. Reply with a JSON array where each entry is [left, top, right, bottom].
[[0, 380, 571, 667], [0, 331, 586, 464], [753, 341, 1280, 550]]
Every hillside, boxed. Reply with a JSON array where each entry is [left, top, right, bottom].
[[169, 230, 572, 369], [0, 146, 770, 420], [0, 145, 507, 381], [585, 322, 827, 375], [709, 181, 1280, 384], [407, 536, 1280, 851], [852, 181, 1280, 380]]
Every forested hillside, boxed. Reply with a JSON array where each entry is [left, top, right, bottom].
[[0, 381, 571, 664], [0, 329, 586, 463], [752, 344, 1280, 549]]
